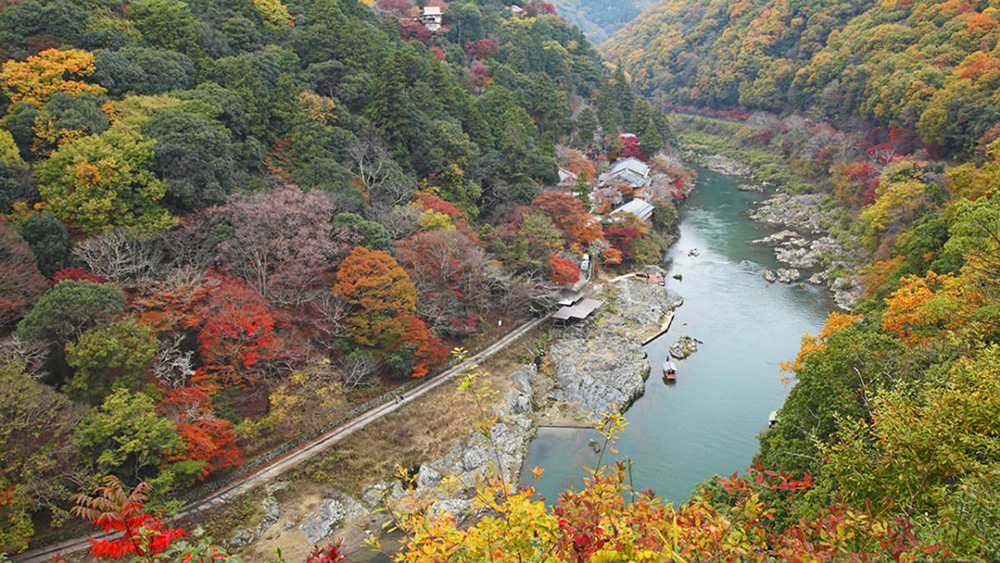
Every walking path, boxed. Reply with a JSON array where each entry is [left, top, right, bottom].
[[13, 313, 553, 563]]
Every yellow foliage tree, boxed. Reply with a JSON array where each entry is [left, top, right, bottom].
[[0, 49, 105, 108], [253, 0, 293, 29], [781, 312, 862, 373]]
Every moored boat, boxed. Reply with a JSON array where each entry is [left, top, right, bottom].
[[662, 356, 677, 381]]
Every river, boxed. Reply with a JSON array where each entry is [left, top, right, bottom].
[[519, 164, 833, 504]]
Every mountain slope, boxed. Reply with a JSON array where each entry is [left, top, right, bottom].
[[604, 0, 1000, 156]]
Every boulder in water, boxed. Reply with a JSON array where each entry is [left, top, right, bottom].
[[763, 269, 777, 283], [670, 335, 700, 359], [776, 268, 801, 284]]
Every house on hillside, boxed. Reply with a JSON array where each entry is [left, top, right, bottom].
[[420, 6, 443, 31], [558, 167, 578, 188], [609, 198, 654, 223], [511, 5, 524, 17], [599, 157, 652, 192]]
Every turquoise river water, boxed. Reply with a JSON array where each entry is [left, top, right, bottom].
[[518, 165, 833, 504]]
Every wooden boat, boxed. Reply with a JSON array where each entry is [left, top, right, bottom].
[[662, 357, 677, 381]]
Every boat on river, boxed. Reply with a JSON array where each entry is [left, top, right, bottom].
[[662, 356, 677, 381]]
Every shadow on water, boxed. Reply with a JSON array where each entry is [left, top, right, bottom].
[[520, 165, 833, 505]]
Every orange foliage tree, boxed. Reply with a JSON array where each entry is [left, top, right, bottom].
[[158, 388, 242, 480], [882, 271, 961, 347], [334, 246, 446, 378], [531, 192, 602, 248], [333, 246, 419, 348], [0, 49, 105, 107], [397, 313, 448, 378], [548, 254, 580, 285]]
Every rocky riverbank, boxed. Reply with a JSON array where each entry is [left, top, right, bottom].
[[222, 277, 684, 561], [684, 151, 752, 177], [748, 196, 866, 309], [543, 278, 683, 417], [685, 149, 867, 310]]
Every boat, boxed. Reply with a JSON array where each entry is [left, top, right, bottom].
[[662, 356, 677, 381]]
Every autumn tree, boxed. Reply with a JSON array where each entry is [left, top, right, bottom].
[[396, 229, 491, 334], [333, 246, 418, 349], [65, 319, 158, 404], [531, 191, 602, 248], [70, 476, 186, 561], [881, 271, 971, 348], [213, 186, 358, 306], [548, 253, 580, 285], [35, 125, 174, 235], [604, 214, 647, 262], [0, 48, 105, 107], [188, 274, 287, 402], [157, 388, 242, 479], [0, 220, 47, 329]]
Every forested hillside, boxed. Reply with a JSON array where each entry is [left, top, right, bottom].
[[588, 0, 1000, 560], [0, 0, 684, 553], [605, 0, 1000, 157]]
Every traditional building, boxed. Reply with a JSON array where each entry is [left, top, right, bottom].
[[420, 6, 443, 32], [609, 198, 654, 223], [598, 157, 652, 192], [558, 167, 578, 188]]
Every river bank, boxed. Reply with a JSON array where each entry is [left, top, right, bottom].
[[185, 271, 682, 562], [521, 162, 831, 504], [684, 149, 866, 310], [186, 145, 844, 560]]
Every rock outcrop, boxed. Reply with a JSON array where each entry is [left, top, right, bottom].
[[746, 190, 867, 309], [690, 152, 752, 177], [613, 275, 683, 327], [776, 268, 801, 284], [549, 324, 648, 415], [299, 494, 366, 545], [670, 335, 700, 359], [546, 279, 683, 417], [229, 482, 288, 549]]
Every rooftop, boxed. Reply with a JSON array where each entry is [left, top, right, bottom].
[[553, 298, 603, 321], [610, 198, 654, 221]]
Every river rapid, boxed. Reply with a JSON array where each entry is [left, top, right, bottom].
[[520, 164, 833, 504]]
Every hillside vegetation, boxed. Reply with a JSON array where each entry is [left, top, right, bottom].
[[0, 0, 682, 554], [605, 0, 1000, 157]]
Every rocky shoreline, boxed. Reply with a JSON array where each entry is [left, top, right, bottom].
[[747, 195, 865, 309], [686, 150, 866, 310], [223, 276, 683, 560]]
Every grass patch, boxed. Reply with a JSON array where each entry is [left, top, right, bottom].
[[202, 486, 266, 542], [291, 326, 549, 493]]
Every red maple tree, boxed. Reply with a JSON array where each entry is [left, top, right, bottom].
[[549, 254, 580, 285], [70, 477, 186, 561], [159, 388, 243, 479]]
